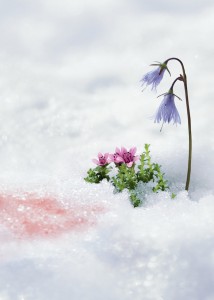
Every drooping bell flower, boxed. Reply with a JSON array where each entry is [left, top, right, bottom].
[[141, 61, 170, 91], [154, 90, 181, 125]]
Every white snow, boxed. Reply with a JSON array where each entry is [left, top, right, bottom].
[[0, 0, 214, 299]]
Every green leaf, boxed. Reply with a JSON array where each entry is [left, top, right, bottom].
[[171, 193, 176, 199], [129, 192, 141, 207], [112, 163, 138, 192], [84, 165, 112, 184]]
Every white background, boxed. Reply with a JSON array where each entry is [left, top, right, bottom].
[[0, 0, 214, 299]]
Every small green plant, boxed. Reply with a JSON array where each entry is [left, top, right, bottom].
[[84, 165, 112, 184], [84, 145, 169, 207]]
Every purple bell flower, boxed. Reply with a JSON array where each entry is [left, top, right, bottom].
[[141, 62, 170, 91], [154, 92, 181, 125]]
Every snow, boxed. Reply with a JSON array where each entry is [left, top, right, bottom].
[[0, 0, 214, 299]]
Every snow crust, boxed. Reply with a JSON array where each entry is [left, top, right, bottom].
[[0, 0, 214, 299]]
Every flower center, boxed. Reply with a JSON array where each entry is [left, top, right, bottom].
[[113, 153, 119, 160], [99, 156, 106, 165], [123, 152, 132, 163]]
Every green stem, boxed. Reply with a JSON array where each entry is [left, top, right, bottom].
[[165, 57, 192, 191]]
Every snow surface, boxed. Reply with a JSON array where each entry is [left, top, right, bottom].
[[0, 0, 214, 299]]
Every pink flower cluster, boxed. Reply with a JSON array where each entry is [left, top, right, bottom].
[[92, 147, 139, 168]]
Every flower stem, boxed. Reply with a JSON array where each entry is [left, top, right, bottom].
[[170, 76, 183, 90], [165, 57, 192, 191]]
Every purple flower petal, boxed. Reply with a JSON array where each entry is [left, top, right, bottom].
[[104, 153, 109, 160], [121, 147, 127, 156], [115, 147, 121, 156], [141, 66, 166, 91], [115, 156, 124, 163], [98, 152, 103, 159], [154, 93, 181, 125], [126, 162, 133, 168], [130, 147, 137, 156], [133, 155, 140, 162], [108, 154, 115, 162], [92, 159, 99, 165]]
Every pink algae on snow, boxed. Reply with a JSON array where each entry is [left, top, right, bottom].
[[0, 193, 105, 239]]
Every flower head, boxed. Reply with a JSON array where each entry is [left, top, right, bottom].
[[141, 62, 170, 91], [109, 147, 139, 167], [109, 147, 124, 164], [92, 152, 109, 166], [154, 92, 181, 125]]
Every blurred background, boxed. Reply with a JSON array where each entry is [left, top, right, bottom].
[[0, 0, 213, 188], [0, 3, 214, 299]]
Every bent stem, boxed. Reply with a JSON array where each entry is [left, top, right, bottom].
[[165, 57, 192, 191]]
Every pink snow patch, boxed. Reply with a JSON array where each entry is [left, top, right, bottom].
[[0, 193, 105, 239]]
